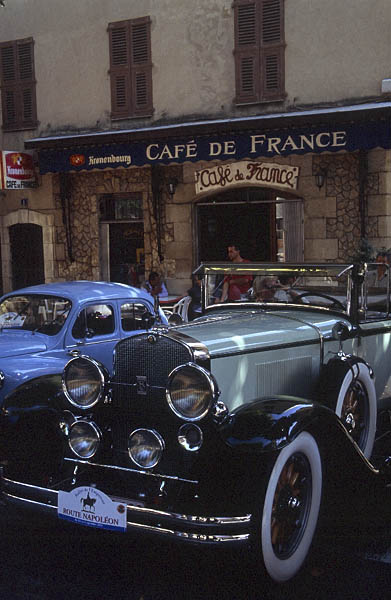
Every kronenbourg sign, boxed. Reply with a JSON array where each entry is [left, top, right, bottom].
[[0, 150, 37, 189], [195, 161, 300, 195]]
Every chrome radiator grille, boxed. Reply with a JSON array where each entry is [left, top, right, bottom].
[[112, 333, 193, 407]]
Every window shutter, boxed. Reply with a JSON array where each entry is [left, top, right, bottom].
[[234, 1, 260, 104], [234, 0, 284, 104], [0, 38, 36, 131], [109, 24, 131, 119], [0, 44, 17, 127], [130, 18, 153, 116], [260, 0, 284, 99], [17, 40, 37, 127], [109, 17, 153, 119]]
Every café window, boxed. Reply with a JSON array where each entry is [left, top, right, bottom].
[[99, 193, 143, 221]]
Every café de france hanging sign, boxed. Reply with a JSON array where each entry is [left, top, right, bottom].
[[195, 161, 300, 195]]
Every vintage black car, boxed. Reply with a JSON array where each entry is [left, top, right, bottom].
[[2, 262, 391, 583]]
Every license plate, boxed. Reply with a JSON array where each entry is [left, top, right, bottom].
[[58, 486, 127, 532]]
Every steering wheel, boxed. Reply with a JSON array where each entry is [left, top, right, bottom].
[[295, 292, 345, 310]]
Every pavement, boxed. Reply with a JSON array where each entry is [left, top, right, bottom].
[[1, 511, 391, 599]]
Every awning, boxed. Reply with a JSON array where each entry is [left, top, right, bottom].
[[25, 101, 391, 174]]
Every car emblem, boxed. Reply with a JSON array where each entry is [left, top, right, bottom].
[[147, 334, 157, 344], [136, 376, 148, 395]]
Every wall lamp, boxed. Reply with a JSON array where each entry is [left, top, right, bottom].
[[315, 169, 327, 190], [167, 178, 178, 198]]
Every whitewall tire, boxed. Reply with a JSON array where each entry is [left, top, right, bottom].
[[260, 432, 322, 583], [319, 358, 376, 458]]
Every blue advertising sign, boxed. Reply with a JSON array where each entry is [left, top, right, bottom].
[[38, 119, 391, 174]]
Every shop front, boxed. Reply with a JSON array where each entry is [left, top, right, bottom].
[[20, 101, 391, 295]]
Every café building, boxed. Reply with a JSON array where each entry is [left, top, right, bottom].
[[18, 100, 391, 295]]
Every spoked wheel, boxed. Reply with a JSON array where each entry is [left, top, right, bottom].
[[317, 357, 376, 458], [339, 379, 369, 450], [270, 453, 312, 558], [258, 432, 322, 583]]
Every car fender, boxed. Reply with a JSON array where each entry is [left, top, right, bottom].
[[218, 395, 339, 453], [0, 354, 69, 406], [214, 395, 385, 522]]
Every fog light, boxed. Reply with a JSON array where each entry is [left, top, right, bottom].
[[178, 423, 203, 451], [128, 429, 164, 469], [68, 420, 101, 459]]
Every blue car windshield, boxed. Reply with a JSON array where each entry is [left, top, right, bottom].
[[0, 294, 72, 335]]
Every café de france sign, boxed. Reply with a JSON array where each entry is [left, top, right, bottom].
[[195, 161, 300, 195]]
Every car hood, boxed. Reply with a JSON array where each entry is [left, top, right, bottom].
[[0, 331, 47, 358], [176, 309, 348, 356]]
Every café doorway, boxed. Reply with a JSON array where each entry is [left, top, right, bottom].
[[9, 223, 45, 290], [99, 193, 145, 285], [196, 188, 303, 263]]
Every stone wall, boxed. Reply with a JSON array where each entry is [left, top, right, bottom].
[[51, 165, 188, 290], [311, 151, 381, 262]]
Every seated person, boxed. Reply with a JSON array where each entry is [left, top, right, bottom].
[[274, 275, 304, 302], [253, 275, 302, 303], [142, 271, 168, 298], [367, 251, 390, 288], [253, 276, 281, 302]]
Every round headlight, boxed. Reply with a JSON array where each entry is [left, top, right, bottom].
[[128, 429, 164, 469], [178, 423, 203, 452], [166, 363, 218, 421], [62, 357, 107, 409], [68, 420, 101, 459]]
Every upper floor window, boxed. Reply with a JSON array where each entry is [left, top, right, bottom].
[[233, 0, 285, 105], [0, 37, 37, 131], [108, 17, 153, 119]]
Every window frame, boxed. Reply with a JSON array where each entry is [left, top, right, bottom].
[[0, 37, 37, 131], [233, 0, 285, 105]]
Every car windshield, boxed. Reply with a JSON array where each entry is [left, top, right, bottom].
[[198, 263, 354, 314], [0, 294, 72, 335]]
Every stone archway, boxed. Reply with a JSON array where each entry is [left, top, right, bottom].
[[0, 209, 55, 293]]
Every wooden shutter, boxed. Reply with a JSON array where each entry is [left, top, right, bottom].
[[234, 0, 260, 104], [130, 17, 153, 115], [0, 37, 37, 130], [109, 17, 153, 119], [234, 0, 284, 104], [109, 23, 131, 119], [260, 0, 285, 100]]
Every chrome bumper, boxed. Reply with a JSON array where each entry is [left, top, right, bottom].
[[0, 471, 250, 545]]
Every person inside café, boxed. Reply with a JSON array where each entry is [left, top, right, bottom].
[[219, 244, 252, 302]]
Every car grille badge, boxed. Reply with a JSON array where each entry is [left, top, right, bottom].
[[136, 375, 148, 395]]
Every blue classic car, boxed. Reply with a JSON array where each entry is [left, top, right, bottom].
[[2, 263, 391, 583], [0, 280, 166, 403]]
